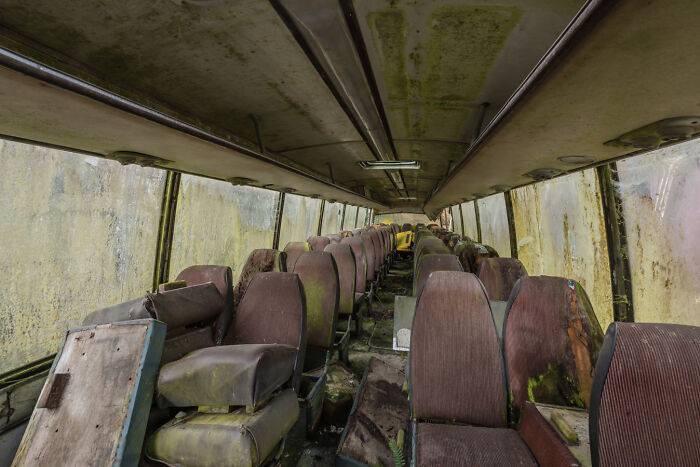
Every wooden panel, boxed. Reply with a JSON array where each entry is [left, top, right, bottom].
[[12, 319, 165, 466]]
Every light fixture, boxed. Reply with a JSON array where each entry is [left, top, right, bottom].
[[358, 160, 421, 170], [557, 155, 596, 166], [395, 196, 417, 200]]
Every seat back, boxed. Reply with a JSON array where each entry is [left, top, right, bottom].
[[410, 271, 506, 427], [414, 237, 450, 271], [341, 236, 367, 294], [307, 235, 330, 251], [413, 253, 463, 296], [457, 242, 495, 273], [292, 251, 339, 349], [283, 241, 311, 271], [175, 265, 234, 344], [477, 258, 528, 301], [590, 323, 700, 467], [327, 233, 343, 244], [504, 276, 604, 410], [359, 233, 376, 282], [227, 272, 307, 391], [361, 231, 381, 275], [324, 244, 356, 316]]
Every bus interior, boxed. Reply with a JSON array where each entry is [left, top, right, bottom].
[[0, 0, 699, 466]]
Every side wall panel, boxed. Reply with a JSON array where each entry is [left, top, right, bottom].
[[460, 201, 478, 241], [0, 141, 165, 373], [451, 205, 463, 235], [476, 194, 511, 258]]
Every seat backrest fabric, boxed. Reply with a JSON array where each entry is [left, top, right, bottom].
[[457, 242, 492, 273], [324, 244, 356, 316], [225, 272, 307, 391], [175, 265, 234, 344], [283, 241, 311, 271], [413, 253, 463, 296], [359, 233, 376, 281], [232, 249, 285, 310], [292, 251, 339, 349], [341, 237, 367, 294], [410, 271, 507, 427], [589, 322, 700, 467], [307, 236, 331, 252], [361, 232, 380, 275], [504, 276, 604, 410], [414, 237, 451, 271], [477, 257, 528, 301]]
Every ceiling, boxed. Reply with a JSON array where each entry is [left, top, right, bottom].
[[0, 0, 695, 214]]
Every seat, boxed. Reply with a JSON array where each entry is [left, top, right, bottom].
[[504, 276, 604, 409], [327, 233, 343, 244], [324, 243, 356, 362], [361, 231, 381, 282], [477, 258, 528, 337], [413, 253, 463, 296], [359, 232, 376, 283], [401, 223, 412, 232], [341, 236, 371, 335], [410, 271, 537, 466], [174, 265, 234, 344], [307, 235, 330, 251], [283, 241, 310, 271], [413, 236, 450, 271], [146, 272, 305, 467], [457, 242, 496, 273], [589, 322, 700, 467]]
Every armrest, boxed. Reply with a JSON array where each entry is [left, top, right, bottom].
[[517, 402, 581, 467], [157, 344, 296, 410]]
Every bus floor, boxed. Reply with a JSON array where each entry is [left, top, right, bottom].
[[282, 254, 413, 467]]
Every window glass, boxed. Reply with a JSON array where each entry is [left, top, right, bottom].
[[617, 140, 700, 326], [356, 207, 368, 227], [170, 176, 278, 283], [278, 193, 322, 247], [374, 213, 430, 225], [451, 205, 463, 235], [460, 201, 478, 241], [343, 205, 358, 230], [0, 140, 165, 373], [511, 169, 613, 330], [476, 194, 511, 258], [320, 201, 344, 235]]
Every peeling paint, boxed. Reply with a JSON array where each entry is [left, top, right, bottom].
[[0, 140, 165, 373], [511, 169, 614, 331], [617, 139, 700, 326], [169, 175, 278, 285]]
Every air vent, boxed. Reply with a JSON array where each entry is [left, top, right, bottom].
[[227, 177, 259, 186], [108, 151, 170, 168], [524, 168, 564, 181], [605, 117, 700, 149]]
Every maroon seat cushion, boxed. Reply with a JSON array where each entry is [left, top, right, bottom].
[[307, 235, 330, 252], [410, 271, 506, 427], [324, 244, 356, 316], [341, 236, 367, 294], [477, 257, 528, 301], [413, 253, 463, 296], [415, 423, 536, 467], [590, 323, 700, 467], [283, 241, 310, 271], [292, 251, 339, 349], [175, 265, 234, 344], [504, 276, 604, 410]]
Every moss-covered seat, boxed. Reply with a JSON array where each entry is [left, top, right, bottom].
[[413, 253, 463, 296], [323, 243, 356, 362], [477, 258, 528, 338], [340, 236, 371, 335], [283, 241, 310, 271], [307, 235, 330, 251], [145, 272, 306, 467]]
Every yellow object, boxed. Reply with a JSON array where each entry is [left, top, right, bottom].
[[381, 218, 393, 225], [396, 231, 413, 251]]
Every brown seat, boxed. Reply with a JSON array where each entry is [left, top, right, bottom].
[[307, 235, 330, 251], [414, 236, 450, 271], [175, 265, 234, 344], [327, 233, 343, 244], [341, 236, 370, 335], [413, 253, 463, 296], [457, 242, 496, 273], [590, 323, 700, 467], [292, 252, 339, 360], [324, 243, 356, 362], [283, 241, 310, 271], [361, 231, 381, 280], [504, 276, 604, 410], [232, 249, 285, 309], [477, 257, 527, 301], [359, 232, 376, 282], [410, 271, 536, 466]]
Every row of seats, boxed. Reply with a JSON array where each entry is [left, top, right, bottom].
[[83, 222, 401, 466], [409, 270, 699, 466]]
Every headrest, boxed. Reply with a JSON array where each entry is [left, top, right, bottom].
[[351, 229, 361, 236], [477, 258, 528, 301], [327, 234, 343, 244], [307, 235, 331, 252], [324, 243, 356, 316], [233, 249, 285, 309], [410, 271, 506, 427], [590, 323, 700, 467], [340, 236, 367, 294], [292, 251, 339, 349], [504, 276, 604, 410], [413, 253, 464, 296], [283, 241, 311, 270], [176, 265, 234, 344], [456, 242, 493, 273]]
